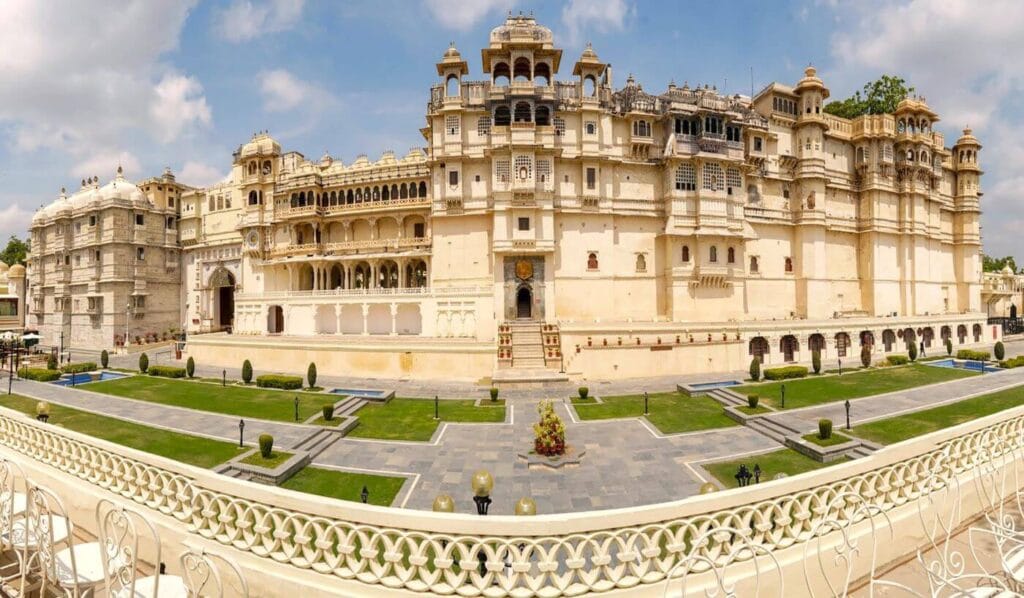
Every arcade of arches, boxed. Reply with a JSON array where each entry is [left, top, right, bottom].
[[288, 259, 429, 292]]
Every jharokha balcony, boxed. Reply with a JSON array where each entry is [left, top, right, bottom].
[[267, 236, 432, 259]]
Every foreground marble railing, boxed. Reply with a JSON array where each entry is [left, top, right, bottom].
[[0, 402, 1022, 596]]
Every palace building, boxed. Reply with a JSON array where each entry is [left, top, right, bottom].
[[30, 15, 994, 379]]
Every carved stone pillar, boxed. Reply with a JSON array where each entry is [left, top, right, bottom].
[[334, 304, 342, 335], [361, 303, 369, 335], [390, 302, 398, 336]]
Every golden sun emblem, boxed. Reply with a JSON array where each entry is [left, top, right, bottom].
[[515, 259, 533, 280]]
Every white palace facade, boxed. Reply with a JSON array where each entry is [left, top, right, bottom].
[[32, 15, 995, 380]]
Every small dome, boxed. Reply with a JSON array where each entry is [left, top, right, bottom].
[[8, 264, 26, 278], [1002, 264, 1014, 275], [956, 126, 981, 147], [0, 262, 9, 274], [319, 152, 333, 168], [444, 44, 461, 58]]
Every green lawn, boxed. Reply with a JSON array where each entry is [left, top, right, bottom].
[[703, 448, 846, 489], [240, 450, 293, 468], [737, 405, 772, 416], [82, 376, 338, 422], [801, 432, 851, 447], [573, 392, 737, 434], [0, 394, 241, 468], [736, 364, 976, 410], [849, 385, 1024, 445], [347, 398, 506, 441], [281, 467, 406, 506]]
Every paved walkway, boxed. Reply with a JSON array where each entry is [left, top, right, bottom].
[[8, 338, 1023, 515]]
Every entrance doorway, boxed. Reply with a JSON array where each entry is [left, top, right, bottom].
[[1012, 304, 1018, 320], [516, 287, 532, 319], [268, 305, 284, 334], [210, 268, 236, 332]]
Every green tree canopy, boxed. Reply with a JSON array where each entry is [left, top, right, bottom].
[[823, 75, 915, 119], [983, 254, 1020, 273], [0, 236, 28, 266]]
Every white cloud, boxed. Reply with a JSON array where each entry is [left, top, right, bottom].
[[178, 161, 227, 187], [215, 0, 304, 43], [827, 0, 1024, 258], [71, 152, 142, 181], [423, 0, 515, 31], [561, 0, 630, 46], [0, 1, 207, 178], [258, 69, 335, 113], [0, 202, 37, 242]]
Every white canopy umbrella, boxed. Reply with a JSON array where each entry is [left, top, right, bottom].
[[20, 333, 40, 340]]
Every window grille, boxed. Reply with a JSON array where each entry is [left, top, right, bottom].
[[514, 155, 533, 180], [675, 164, 696, 191], [477, 116, 491, 136], [495, 160, 510, 183], [445, 115, 459, 135], [703, 163, 724, 191], [726, 168, 742, 192], [553, 117, 565, 135], [536, 160, 551, 183]]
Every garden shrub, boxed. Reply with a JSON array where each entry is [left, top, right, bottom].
[[322, 404, 335, 421], [61, 362, 97, 374], [138, 353, 149, 373], [46, 353, 57, 370], [307, 362, 317, 388], [994, 341, 1005, 361], [185, 356, 195, 378], [258, 434, 274, 459], [956, 349, 991, 361], [241, 359, 253, 384], [533, 400, 566, 456], [999, 356, 1024, 369], [100, 350, 109, 369], [747, 394, 759, 409], [18, 368, 61, 382], [763, 365, 808, 381], [749, 358, 760, 382], [945, 338, 953, 356], [490, 387, 499, 402], [908, 343, 918, 362], [818, 419, 833, 440], [811, 350, 821, 374], [256, 374, 303, 390], [886, 355, 909, 366], [860, 345, 872, 368], [578, 386, 589, 400], [148, 365, 186, 378]]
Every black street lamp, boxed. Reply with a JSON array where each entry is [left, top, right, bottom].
[[845, 399, 851, 430], [781, 384, 785, 409], [434, 395, 439, 420], [643, 391, 649, 416], [360, 485, 369, 504], [222, 369, 226, 387], [471, 469, 493, 515], [838, 358, 842, 375], [294, 396, 299, 422], [238, 419, 245, 447]]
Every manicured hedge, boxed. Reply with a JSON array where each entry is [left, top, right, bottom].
[[256, 374, 303, 390], [999, 356, 1024, 369], [148, 365, 186, 378], [886, 355, 909, 366], [18, 368, 61, 382], [61, 362, 97, 374], [763, 365, 808, 381], [956, 349, 991, 361]]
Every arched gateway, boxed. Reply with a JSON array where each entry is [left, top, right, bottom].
[[209, 267, 236, 332]]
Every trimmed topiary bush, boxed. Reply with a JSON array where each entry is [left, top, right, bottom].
[[490, 387, 499, 402], [138, 353, 149, 373], [18, 368, 62, 382], [1000, 356, 1024, 369], [861, 345, 871, 368], [811, 350, 821, 374], [61, 362, 97, 374], [100, 350, 109, 369], [322, 404, 335, 421], [956, 349, 991, 361], [241, 359, 253, 384], [908, 342, 918, 362], [995, 341, 1005, 361], [307, 362, 317, 388], [818, 419, 833, 440], [258, 434, 274, 459], [578, 386, 589, 400], [747, 394, 759, 409], [945, 338, 953, 356], [46, 353, 57, 371], [887, 354, 910, 366], [763, 365, 808, 381], [186, 356, 195, 378], [148, 365, 186, 378], [256, 374, 303, 390], [749, 358, 760, 382]]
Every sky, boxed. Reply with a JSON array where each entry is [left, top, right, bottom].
[[0, 0, 1020, 259]]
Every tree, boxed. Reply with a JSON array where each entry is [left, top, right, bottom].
[[0, 236, 28, 266], [811, 350, 821, 374], [186, 356, 195, 378], [749, 358, 760, 382], [861, 345, 872, 368], [983, 254, 1019, 273], [100, 350, 109, 369], [995, 341, 1005, 361], [139, 352, 149, 373], [307, 362, 317, 388], [945, 337, 953, 356], [823, 75, 915, 119], [908, 343, 918, 362], [242, 359, 253, 384]]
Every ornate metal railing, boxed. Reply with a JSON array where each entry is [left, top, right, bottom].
[[0, 403, 1022, 595]]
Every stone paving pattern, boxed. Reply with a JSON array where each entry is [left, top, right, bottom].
[[4, 338, 1021, 515]]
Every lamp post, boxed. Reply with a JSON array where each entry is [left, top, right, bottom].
[[753, 464, 761, 484], [238, 419, 245, 447], [698, 482, 717, 494], [222, 369, 226, 387], [360, 485, 369, 504], [125, 303, 132, 355], [432, 493, 455, 513], [643, 391, 649, 416], [838, 358, 842, 376], [434, 395, 439, 420], [36, 401, 50, 423], [780, 384, 785, 409], [514, 497, 537, 516], [471, 469, 493, 516], [294, 396, 299, 422], [845, 399, 851, 430], [7, 343, 13, 395]]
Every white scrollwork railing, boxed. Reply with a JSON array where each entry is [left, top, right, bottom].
[[1, 405, 1023, 596]]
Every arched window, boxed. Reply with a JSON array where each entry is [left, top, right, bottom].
[[709, 246, 718, 263], [749, 256, 759, 273], [635, 254, 647, 272], [583, 75, 596, 97], [408, 183, 417, 198], [534, 63, 551, 86], [513, 57, 531, 82], [727, 247, 735, 264], [494, 106, 511, 126], [514, 101, 532, 122], [346, 190, 354, 204], [682, 245, 690, 263], [535, 106, 551, 126], [248, 162, 256, 175], [587, 253, 599, 270], [785, 257, 793, 273], [390, 185, 398, 199], [445, 75, 459, 97], [400, 184, 408, 199], [418, 181, 427, 197], [382, 186, 390, 201], [493, 62, 510, 86]]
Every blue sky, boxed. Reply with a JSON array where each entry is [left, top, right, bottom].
[[0, 0, 1021, 259]]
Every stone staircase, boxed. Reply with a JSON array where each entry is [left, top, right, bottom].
[[293, 428, 343, 459], [493, 321, 569, 386], [706, 388, 746, 408], [745, 416, 805, 444], [508, 321, 546, 368]]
